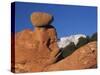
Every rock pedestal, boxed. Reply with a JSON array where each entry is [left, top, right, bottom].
[[13, 12, 59, 72]]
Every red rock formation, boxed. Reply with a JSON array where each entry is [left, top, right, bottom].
[[11, 12, 60, 73], [13, 25, 59, 72], [43, 41, 97, 71], [11, 12, 97, 73]]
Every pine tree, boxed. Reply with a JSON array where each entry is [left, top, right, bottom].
[[61, 42, 76, 58], [76, 36, 89, 48], [90, 32, 97, 41]]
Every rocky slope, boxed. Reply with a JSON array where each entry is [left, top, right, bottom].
[[43, 41, 97, 71]]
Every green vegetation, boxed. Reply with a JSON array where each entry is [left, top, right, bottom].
[[60, 42, 76, 58], [90, 32, 97, 41], [76, 36, 90, 49], [57, 32, 97, 61]]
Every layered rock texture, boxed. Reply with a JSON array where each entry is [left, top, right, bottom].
[[14, 26, 59, 72], [44, 41, 97, 71], [12, 12, 59, 73], [11, 12, 97, 73]]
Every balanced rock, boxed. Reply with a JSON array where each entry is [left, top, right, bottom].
[[12, 12, 97, 73], [43, 41, 97, 71], [11, 12, 60, 73], [31, 12, 53, 27]]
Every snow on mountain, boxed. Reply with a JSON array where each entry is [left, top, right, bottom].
[[57, 34, 86, 48]]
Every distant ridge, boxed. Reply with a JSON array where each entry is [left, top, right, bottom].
[[57, 34, 86, 48]]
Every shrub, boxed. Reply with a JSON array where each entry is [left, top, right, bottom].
[[76, 36, 89, 48], [90, 32, 97, 41], [61, 42, 76, 58]]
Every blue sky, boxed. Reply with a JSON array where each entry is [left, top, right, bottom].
[[14, 2, 97, 38]]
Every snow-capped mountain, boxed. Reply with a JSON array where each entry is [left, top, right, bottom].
[[57, 34, 86, 48]]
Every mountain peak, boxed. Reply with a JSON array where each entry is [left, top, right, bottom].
[[57, 34, 86, 48]]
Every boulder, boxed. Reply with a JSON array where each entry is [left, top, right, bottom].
[[30, 12, 53, 27]]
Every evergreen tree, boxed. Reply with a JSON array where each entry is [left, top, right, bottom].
[[61, 42, 76, 58], [76, 36, 89, 48], [90, 32, 97, 41]]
